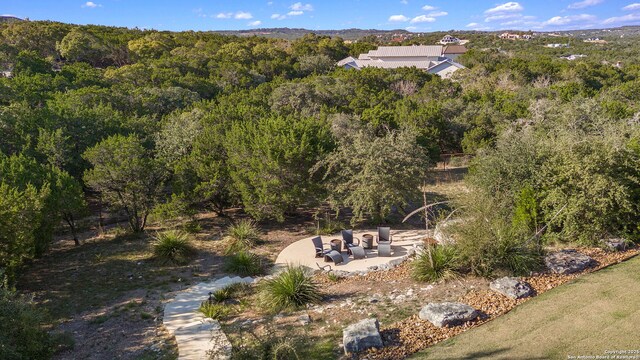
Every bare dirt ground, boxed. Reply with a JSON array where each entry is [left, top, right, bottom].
[[17, 208, 317, 360], [15, 166, 471, 360]]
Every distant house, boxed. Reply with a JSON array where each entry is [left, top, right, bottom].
[[439, 35, 460, 45], [546, 43, 569, 48], [500, 32, 532, 40], [584, 38, 608, 44], [0, 70, 12, 78], [560, 54, 587, 61], [337, 45, 466, 78]]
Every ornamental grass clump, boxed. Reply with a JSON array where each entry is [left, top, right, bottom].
[[153, 230, 195, 265], [259, 266, 321, 313], [224, 219, 261, 254], [224, 250, 264, 277], [411, 245, 460, 282]]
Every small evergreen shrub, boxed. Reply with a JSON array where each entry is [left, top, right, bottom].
[[224, 219, 261, 254], [224, 251, 264, 276], [259, 266, 321, 313], [153, 230, 195, 265], [411, 245, 460, 282]]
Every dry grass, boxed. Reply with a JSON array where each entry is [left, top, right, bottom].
[[413, 255, 640, 360]]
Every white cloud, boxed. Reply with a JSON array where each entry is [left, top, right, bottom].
[[267, 1, 273, 5], [81, 1, 101, 8], [542, 13, 596, 26], [215, 12, 233, 19], [248, 20, 262, 26], [567, 0, 603, 9], [400, 0, 408, 4], [290, 2, 314, 11], [388, 14, 409, 22], [623, 3, 640, 10], [467, 22, 491, 30], [603, 12, 640, 24], [422, 5, 436, 11], [501, 18, 538, 26], [485, 13, 522, 22], [485, 2, 523, 14], [427, 11, 448, 17], [271, 13, 286, 20], [234, 11, 253, 19], [410, 15, 436, 23], [287, 10, 304, 16]]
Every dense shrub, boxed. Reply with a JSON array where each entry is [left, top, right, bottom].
[[223, 219, 261, 254], [0, 289, 54, 360], [411, 245, 459, 282], [226, 326, 335, 360], [451, 191, 544, 277], [259, 266, 321, 312], [224, 251, 264, 277], [153, 230, 195, 265]]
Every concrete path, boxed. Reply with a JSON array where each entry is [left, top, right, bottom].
[[163, 276, 255, 359], [275, 230, 431, 272]]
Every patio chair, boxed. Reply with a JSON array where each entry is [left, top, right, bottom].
[[311, 236, 344, 265], [341, 229, 366, 259], [377, 227, 393, 257]]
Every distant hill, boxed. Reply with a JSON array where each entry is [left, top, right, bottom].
[[210, 27, 413, 40], [0, 15, 23, 23], [210, 26, 640, 41]]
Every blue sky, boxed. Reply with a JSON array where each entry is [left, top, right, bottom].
[[3, 0, 640, 32]]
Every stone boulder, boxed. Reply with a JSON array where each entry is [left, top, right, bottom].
[[343, 318, 384, 354], [490, 277, 533, 299], [544, 249, 595, 274], [602, 238, 628, 252], [419, 302, 479, 328]]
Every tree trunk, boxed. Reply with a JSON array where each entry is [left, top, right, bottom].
[[64, 213, 80, 246]]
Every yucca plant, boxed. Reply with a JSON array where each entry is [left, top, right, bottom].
[[224, 250, 264, 276], [411, 245, 460, 282], [199, 301, 230, 320], [259, 266, 321, 313], [153, 230, 195, 265], [211, 283, 252, 303], [224, 219, 261, 254]]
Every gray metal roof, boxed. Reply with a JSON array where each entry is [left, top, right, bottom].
[[367, 45, 443, 58]]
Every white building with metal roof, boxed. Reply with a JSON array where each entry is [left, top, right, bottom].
[[337, 45, 466, 78]]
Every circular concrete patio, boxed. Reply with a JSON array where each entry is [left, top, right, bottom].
[[274, 229, 431, 273]]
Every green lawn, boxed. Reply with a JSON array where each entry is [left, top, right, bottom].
[[413, 255, 640, 360]]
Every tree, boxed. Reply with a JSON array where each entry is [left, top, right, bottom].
[[56, 28, 107, 66], [316, 128, 431, 224], [225, 115, 333, 221], [0, 183, 44, 283], [127, 32, 175, 59], [83, 134, 165, 232]]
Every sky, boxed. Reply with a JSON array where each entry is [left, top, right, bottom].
[[2, 0, 640, 32]]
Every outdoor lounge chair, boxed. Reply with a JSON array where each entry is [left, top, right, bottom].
[[312, 236, 344, 265], [341, 229, 366, 259], [377, 227, 393, 257]]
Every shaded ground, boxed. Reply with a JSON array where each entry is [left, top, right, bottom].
[[16, 167, 467, 360], [17, 210, 314, 360], [412, 255, 640, 360]]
